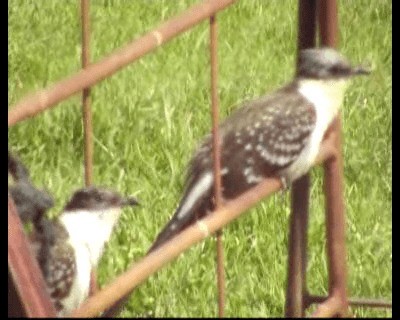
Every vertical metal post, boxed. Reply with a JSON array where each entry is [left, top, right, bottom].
[[284, 0, 317, 317], [318, 1, 349, 317], [297, 0, 318, 52], [285, 175, 311, 317], [81, 0, 93, 187], [81, 0, 99, 298], [210, 14, 225, 318]]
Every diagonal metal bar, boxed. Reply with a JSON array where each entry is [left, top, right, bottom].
[[69, 131, 337, 318], [8, 197, 57, 317], [209, 13, 225, 318], [8, 0, 236, 127]]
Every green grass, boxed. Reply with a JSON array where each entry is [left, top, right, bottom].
[[8, 0, 391, 317]]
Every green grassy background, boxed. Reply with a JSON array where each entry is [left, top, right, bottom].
[[8, 0, 391, 317]]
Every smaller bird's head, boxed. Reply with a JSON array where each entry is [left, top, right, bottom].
[[296, 47, 371, 80], [60, 186, 140, 261], [63, 186, 139, 212], [62, 186, 139, 229]]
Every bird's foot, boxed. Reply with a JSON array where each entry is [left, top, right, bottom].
[[279, 176, 290, 191], [277, 176, 291, 203]]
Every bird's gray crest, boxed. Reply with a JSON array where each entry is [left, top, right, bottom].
[[63, 186, 139, 212], [297, 47, 368, 79]]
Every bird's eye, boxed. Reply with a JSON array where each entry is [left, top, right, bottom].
[[329, 65, 350, 76], [329, 65, 343, 74]]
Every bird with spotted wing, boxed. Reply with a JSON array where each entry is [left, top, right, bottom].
[[28, 187, 139, 317], [148, 47, 370, 254]]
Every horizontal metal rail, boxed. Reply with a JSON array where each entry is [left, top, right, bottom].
[[306, 294, 392, 309]]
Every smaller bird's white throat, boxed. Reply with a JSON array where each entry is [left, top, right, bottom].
[[55, 208, 122, 317], [60, 208, 122, 265]]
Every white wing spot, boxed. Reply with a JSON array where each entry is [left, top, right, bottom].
[[177, 172, 213, 219], [221, 167, 229, 175], [243, 166, 263, 184], [246, 157, 255, 165]]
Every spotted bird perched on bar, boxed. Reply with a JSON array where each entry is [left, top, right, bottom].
[[148, 47, 370, 253], [102, 48, 370, 317]]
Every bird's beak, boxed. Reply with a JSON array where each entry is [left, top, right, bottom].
[[122, 197, 140, 207], [351, 65, 371, 76]]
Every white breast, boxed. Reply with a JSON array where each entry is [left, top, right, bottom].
[[58, 238, 91, 317], [58, 208, 121, 316], [281, 79, 349, 182]]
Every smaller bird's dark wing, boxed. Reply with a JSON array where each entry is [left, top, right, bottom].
[[31, 220, 76, 313], [9, 182, 54, 224], [8, 150, 30, 182], [8, 150, 54, 224]]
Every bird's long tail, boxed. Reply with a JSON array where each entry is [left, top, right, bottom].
[[147, 171, 214, 254], [147, 186, 213, 254], [146, 207, 196, 254]]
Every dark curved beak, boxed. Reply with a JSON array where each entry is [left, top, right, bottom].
[[122, 196, 140, 207], [351, 65, 371, 76]]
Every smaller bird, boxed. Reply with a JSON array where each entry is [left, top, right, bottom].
[[28, 186, 139, 317]]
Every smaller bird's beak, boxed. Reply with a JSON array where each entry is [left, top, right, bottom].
[[122, 197, 140, 207], [351, 65, 371, 76]]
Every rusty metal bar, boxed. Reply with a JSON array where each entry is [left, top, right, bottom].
[[307, 295, 392, 309], [98, 119, 337, 319], [318, 0, 338, 50], [89, 269, 99, 296], [80, 0, 100, 300], [209, 13, 225, 318], [8, 197, 58, 317], [81, 0, 93, 187], [284, 0, 317, 317], [285, 175, 311, 318], [8, 0, 236, 127], [215, 230, 225, 317], [310, 295, 343, 318], [297, 0, 318, 55], [69, 133, 336, 318], [318, 0, 349, 317], [8, 268, 26, 317]]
